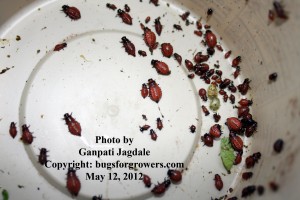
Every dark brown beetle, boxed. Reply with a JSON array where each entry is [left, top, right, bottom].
[[62, 5, 81, 20], [64, 113, 81, 136], [273, 1, 288, 19], [21, 124, 34, 144], [199, 88, 208, 101], [201, 133, 213, 147], [242, 172, 253, 180], [106, 3, 117, 10], [214, 174, 223, 191], [92, 195, 102, 200], [150, 129, 157, 141], [269, 72, 278, 82], [124, 4, 130, 12], [138, 50, 147, 57], [242, 185, 256, 197], [9, 122, 17, 138], [150, 0, 159, 6], [202, 105, 210, 116], [232, 56, 241, 67], [140, 125, 150, 132], [151, 179, 171, 195], [145, 16, 151, 23], [54, 43, 67, 51], [143, 174, 152, 187], [141, 83, 148, 98], [194, 52, 209, 63], [213, 113, 221, 122], [180, 11, 190, 21], [205, 30, 217, 48], [237, 78, 251, 95], [66, 168, 81, 196], [185, 59, 193, 71], [154, 17, 162, 36], [190, 125, 196, 133], [38, 148, 48, 165], [225, 50, 231, 59], [167, 169, 182, 182], [117, 9, 132, 25], [173, 24, 182, 31], [234, 151, 243, 165], [157, 118, 163, 130], [188, 74, 195, 79], [273, 139, 284, 153], [173, 53, 182, 65], [121, 36, 136, 57]]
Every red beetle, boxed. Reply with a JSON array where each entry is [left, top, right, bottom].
[[237, 78, 251, 95], [213, 113, 221, 122], [145, 16, 151, 23], [225, 50, 231, 59], [21, 124, 34, 144], [173, 53, 182, 65], [229, 132, 244, 151], [121, 36, 135, 57], [214, 174, 223, 191], [62, 5, 81, 20], [106, 3, 117, 10], [161, 43, 173, 58], [64, 113, 82, 136], [157, 118, 163, 130], [38, 148, 48, 165], [167, 169, 182, 182], [151, 179, 171, 195], [199, 88, 207, 101], [234, 151, 243, 165], [185, 59, 193, 71], [237, 106, 250, 118], [150, 0, 159, 6], [201, 133, 213, 147], [140, 125, 150, 132], [124, 4, 130, 12], [143, 174, 152, 187], [209, 124, 222, 138], [9, 122, 17, 138], [150, 129, 157, 141], [66, 168, 81, 196], [144, 27, 157, 53], [138, 50, 147, 57], [227, 117, 242, 131], [190, 125, 196, 133], [205, 30, 217, 48], [117, 9, 132, 25], [148, 79, 162, 103], [233, 66, 241, 79], [201, 105, 210, 116], [154, 17, 162, 36], [194, 52, 209, 63], [180, 11, 190, 21], [238, 99, 253, 107], [151, 60, 171, 75], [232, 56, 241, 67], [54, 43, 67, 51], [141, 83, 148, 98]]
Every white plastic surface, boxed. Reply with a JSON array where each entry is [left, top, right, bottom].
[[0, 0, 258, 200]]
